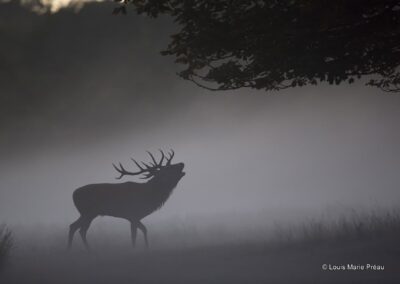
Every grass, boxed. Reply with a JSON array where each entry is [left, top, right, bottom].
[[0, 225, 13, 272], [2, 209, 400, 283], [271, 208, 400, 247]]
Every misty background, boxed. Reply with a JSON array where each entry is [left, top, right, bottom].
[[1, 1, 400, 227]]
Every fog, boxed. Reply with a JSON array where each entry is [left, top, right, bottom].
[[1, 1, 400, 228], [2, 3, 400, 283]]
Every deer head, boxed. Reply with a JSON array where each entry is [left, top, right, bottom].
[[112, 149, 185, 184]]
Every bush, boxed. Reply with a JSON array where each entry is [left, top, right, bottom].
[[0, 225, 13, 271]]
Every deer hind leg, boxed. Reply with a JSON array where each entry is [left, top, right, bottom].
[[79, 216, 95, 251], [137, 221, 149, 248], [68, 217, 83, 249]]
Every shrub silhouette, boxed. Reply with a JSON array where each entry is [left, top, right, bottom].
[[0, 225, 13, 272]]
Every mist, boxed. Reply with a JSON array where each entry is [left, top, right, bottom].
[[1, 1, 400, 226], [1, 2, 400, 283]]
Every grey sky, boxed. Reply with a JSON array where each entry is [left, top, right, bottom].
[[1, 1, 399, 225]]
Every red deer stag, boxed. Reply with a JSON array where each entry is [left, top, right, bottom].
[[68, 150, 185, 250]]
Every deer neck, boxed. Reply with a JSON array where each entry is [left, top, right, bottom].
[[146, 175, 180, 203], [147, 175, 178, 191]]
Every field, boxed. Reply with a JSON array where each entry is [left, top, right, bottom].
[[1, 209, 400, 284]]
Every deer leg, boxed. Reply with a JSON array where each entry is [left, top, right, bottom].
[[130, 222, 138, 248], [137, 221, 149, 248], [79, 216, 94, 251], [68, 217, 83, 249]]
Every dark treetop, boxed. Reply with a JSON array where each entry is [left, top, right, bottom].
[[114, 0, 400, 93]]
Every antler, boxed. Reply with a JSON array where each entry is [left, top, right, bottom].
[[113, 150, 166, 180], [166, 149, 174, 165]]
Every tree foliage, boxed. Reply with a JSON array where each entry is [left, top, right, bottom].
[[114, 0, 400, 92]]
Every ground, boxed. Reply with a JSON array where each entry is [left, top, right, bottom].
[[2, 211, 400, 283]]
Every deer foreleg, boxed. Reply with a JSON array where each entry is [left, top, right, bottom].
[[130, 222, 138, 248], [68, 217, 82, 249], [137, 221, 149, 248]]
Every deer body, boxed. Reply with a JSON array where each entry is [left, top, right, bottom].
[[68, 150, 185, 249]]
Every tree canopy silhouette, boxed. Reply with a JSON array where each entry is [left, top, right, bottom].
[[114, 0, 400, 93]]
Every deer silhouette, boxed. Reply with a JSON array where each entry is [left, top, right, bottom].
[[68, 150, 185, 250]]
